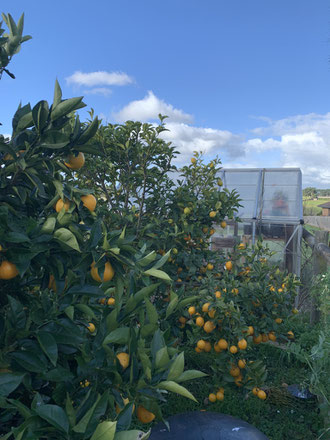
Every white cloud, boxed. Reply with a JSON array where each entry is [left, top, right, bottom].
[[66, 71, 134, 87], [162, 122, 244, 164], [83, 87, 112, 96], [246, 113, 330, 187], [113, 91, 193, 124]]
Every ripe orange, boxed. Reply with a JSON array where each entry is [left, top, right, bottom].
[[257, 390, 267, 400], [214, 343, 222, 353], [81, 194, 97, 212], [196, 316, 205, 327], [238, 243, 245, 250], [202, 302, 210, 312], [218, 339, 228, 350], [275, 318, 283, 324], [55, 198, 70, 212], [179, 316, 187, 324], [208, 393, 217, 403], [204, 342, 212, 352], [0, 261, 19, 280], [137, 406, 155, 424], [253, 334, 262, 344], [261, 333, 269, 343], [197, 340, 206, 350], [268, 331, 276, 341], [238, 359, 246, 369], [191, 157, 197, 164], [64, 152, 85, 170], [229, 345, 238, 354], [87, 323, 96, 333], [203, 321, 215, 333], [195, 346, 202, 353], [252, 387, 259, 396], [206, 263, 214, 270], [225, 261, 233, 271], [220, 221, 227, 229], [107, 297, 115, 306], [90, 261, 115, 282], [238, 339, 247, 350], [188, 306, 196, 315], [229, 366, 240, 377], [215, 290, 221, 298], [208, 309, 216, 318], [209, 211, 217, 218], [116, 352, 130, 369], [99, 298, 106, 305], [287, 331, 294, 339], [209, 228, 216, 235], [216, 391, 224, 401], [247, 326, 254, 336]]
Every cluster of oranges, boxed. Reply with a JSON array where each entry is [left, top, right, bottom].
[[98, 297, 115, 306], [208, 386, 225, 402]]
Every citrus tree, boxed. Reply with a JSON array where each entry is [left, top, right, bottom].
[[0, 77, 205, 439]]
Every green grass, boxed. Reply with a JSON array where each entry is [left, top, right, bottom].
[[303, 198, 329, 216]]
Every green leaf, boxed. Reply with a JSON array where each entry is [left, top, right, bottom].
[[16, 111, 33, 131], [145, 298, 158, 325], [54, 227, 80, 252], [32, 100, 49, 132], [103, 327, 130, 345], [51, 97, 85, 121], [65, 393, 76, 427], [106, 308, 118, 332], [165, 292, 179, 318], [176, 370, 208, 383], [114, 431, 150, 440], [157, 381, 197, 402], [143, 268, 171, 281], [40, 130, 70, 149], [73, 395, 100, 433], [75, 304, 96, 319], [77, 117, 99, 145], [151, 250, 171, 270], [64, 305, 74, 320], [35, 404, 69, 433], [53, 79, 62, 108], [40, 217, 56, 235], [67, 285, 103, 297], [138, 251, 157, 267], [0, 373, 25, 396], [91, 421, 117, 440], [11, 351, 47, 373], [167, 352, 184, 381], [124, 284, 159, 314], [37, 332, 58, 367], [155, 347, 170, 370]]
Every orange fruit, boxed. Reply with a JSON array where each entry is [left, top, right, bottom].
[[64, 152, 85, 170], [107, 297, 115, 306], [220, 221, 227, 229], [196, 316, 205, 327], [90, 261, 115, 282], [99, 298, 106, 305], [216, 391, 224, 401], [218, 387, 225, 393], [275, 318, 283, 324], [191, 157, 197, 164], [137, 406, 155, 424], [238, 243, 245, 250], [209, 211, 217, 218], [204, 341, 212, 352], [81, 194, 97, 212], [215, 291, 221, 299], [217, 339, 228, 350], [252, 387, 259, 396], [208, 309, 216, 318], [257, 390, 267, 400], [247, 326, 254, 335], [179, 316, 187, 324], [231, 288, 239, 295], [238, 359, 246, 369], [209, 228, 215, 235], [225, 261, 232, 271], [229, 366, 240, 377], [235, 376, 243, 387], [253, 334, 262, 344], [208, 393, 217, 403], [188, 306, 196, 315], [261, 333, 269, 343], [203, 321, 215, 333], [195, 346, 202, 353], [229, 345, 238, 354], [116, 352, 130, 369], [202, 302, 210, 312], [214, 343, 222, 353], [197, 340, 206, 350], [87, 323, 96, 333], [0, 261, 19, 280], [268, 331, 276, 341], [287, 331, 294, 339], [207, 263, 214, 270], [55, 198, 70, 212], [238, 339, 247, 350]]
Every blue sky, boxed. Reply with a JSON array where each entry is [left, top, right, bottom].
[[2, 0, 330, 187]]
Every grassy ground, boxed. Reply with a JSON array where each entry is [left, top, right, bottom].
[[134, 318, 324, 440], [303, 198, 329, 216]]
